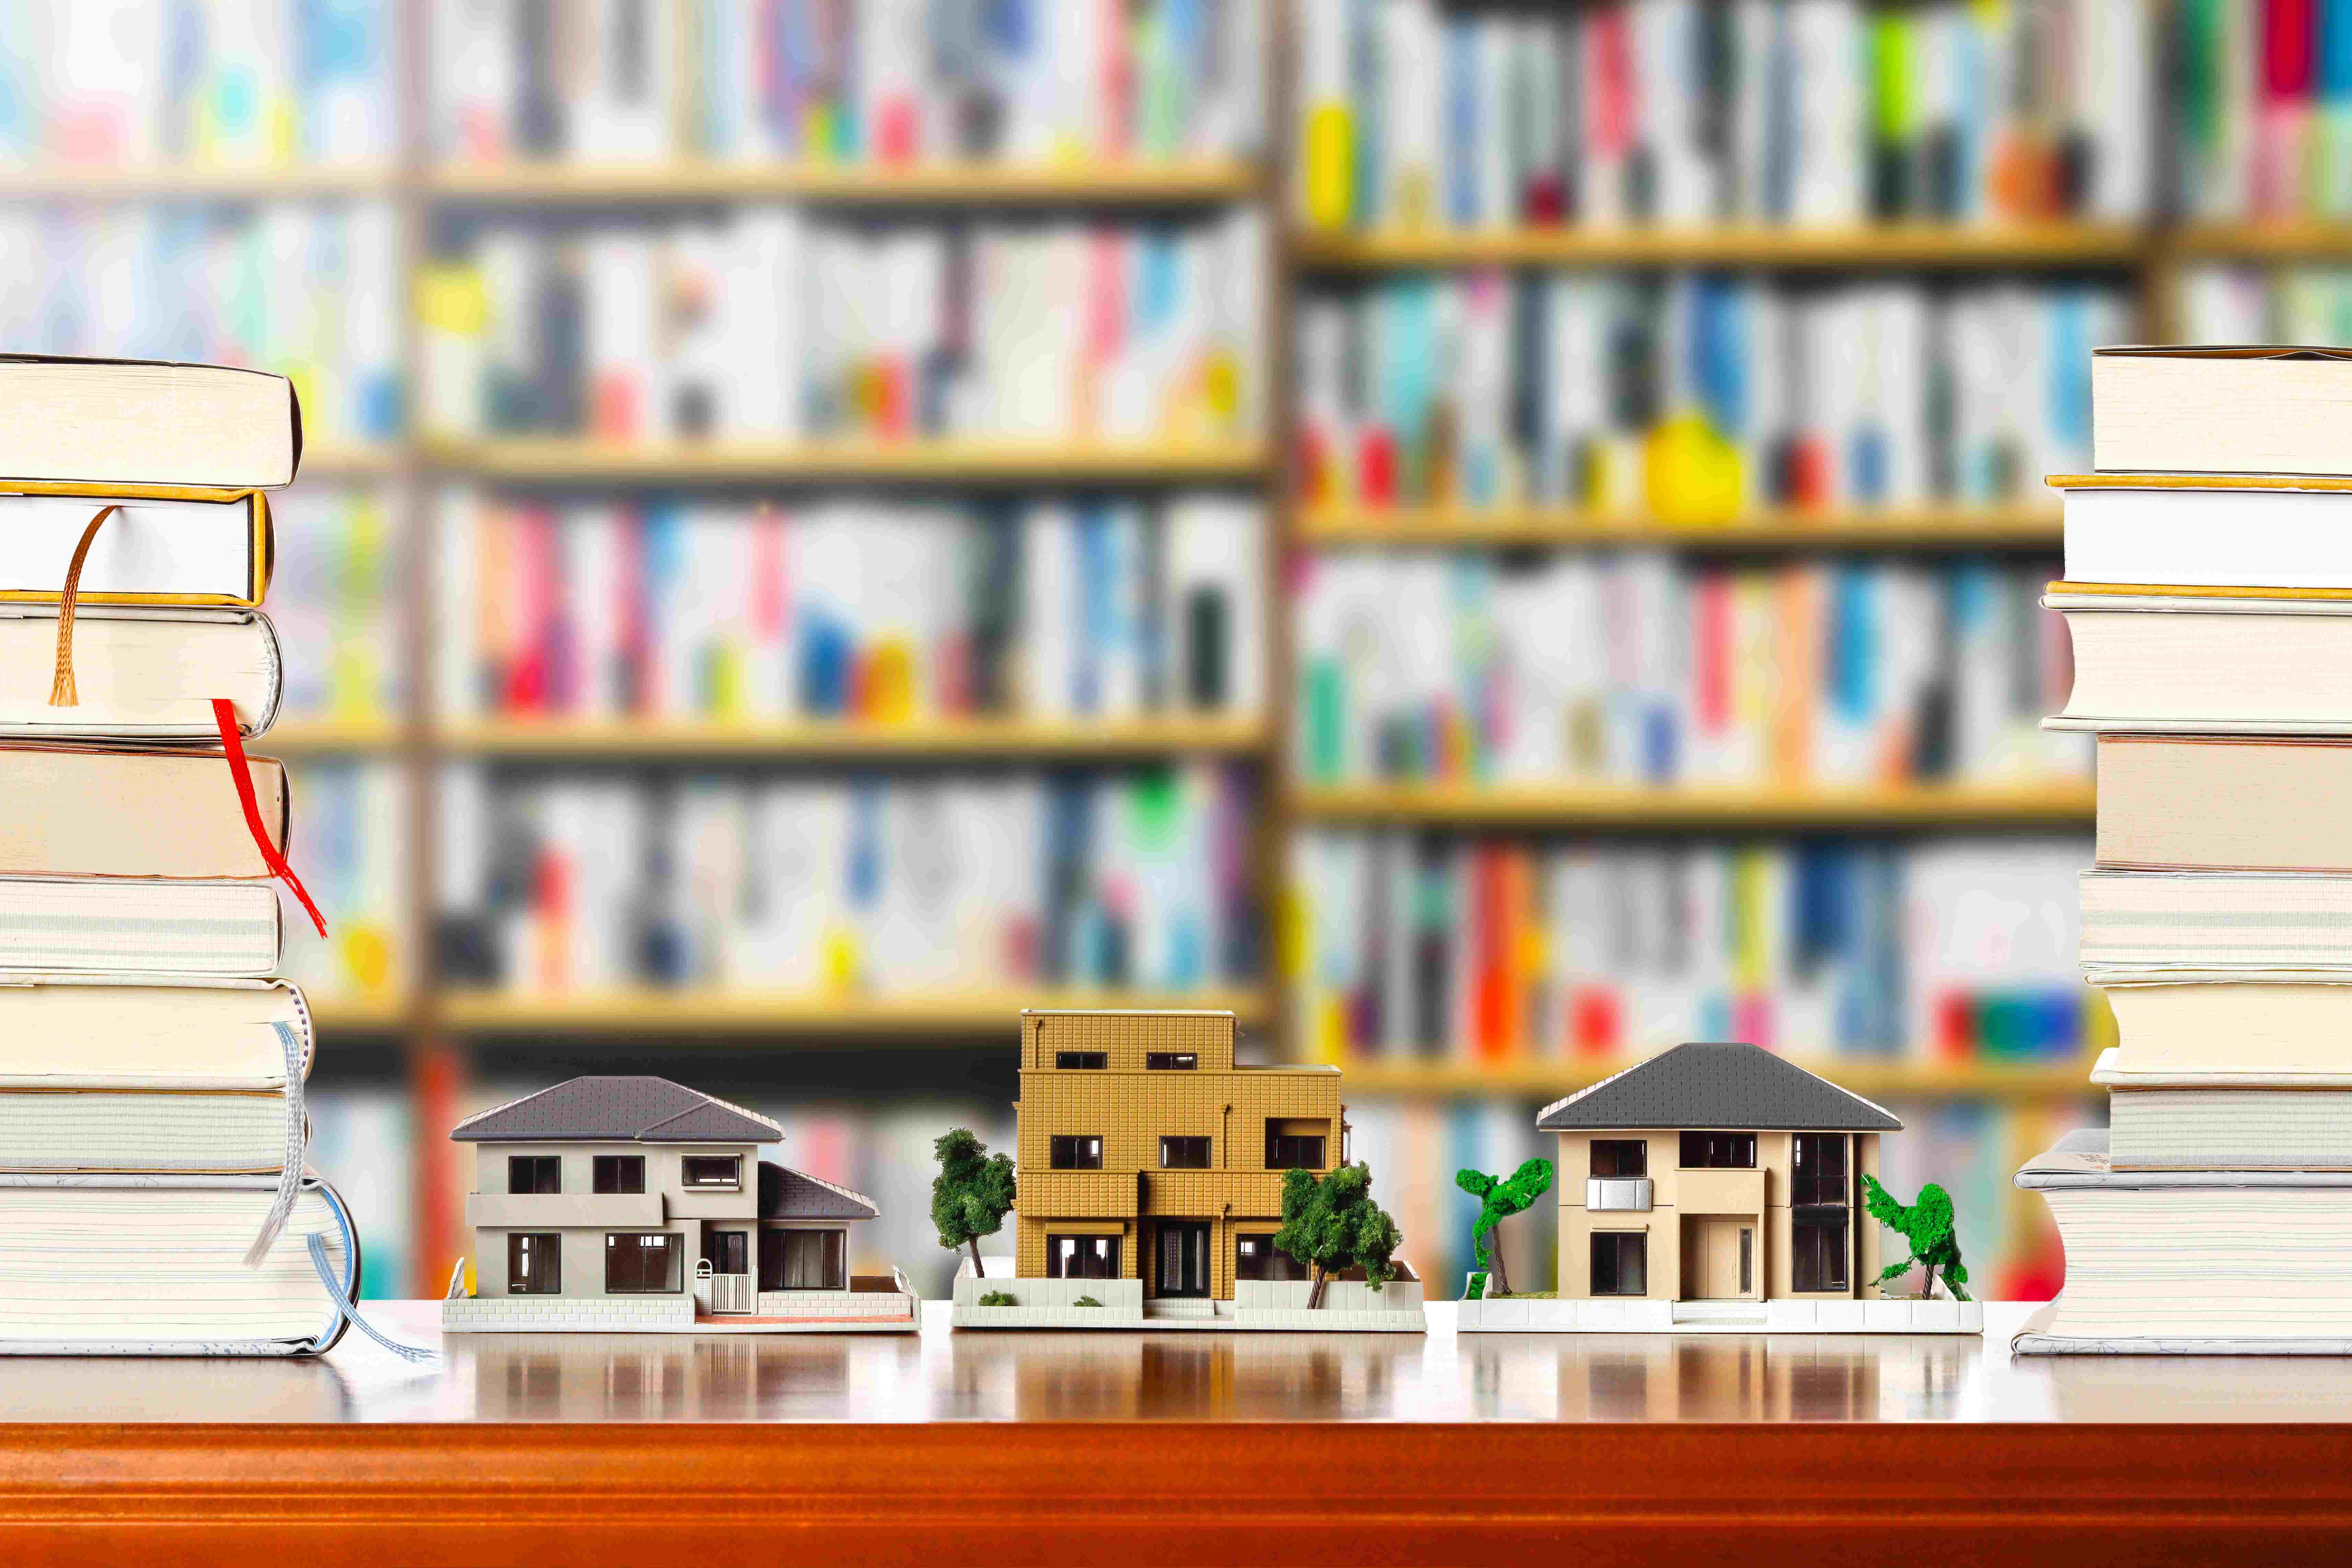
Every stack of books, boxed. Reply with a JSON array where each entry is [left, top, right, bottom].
[[0, 355, 395, 1357], [2020, 345, 2352, 1352]]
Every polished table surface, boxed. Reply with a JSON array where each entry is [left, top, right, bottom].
[[7, 1302, 2352, 1564]]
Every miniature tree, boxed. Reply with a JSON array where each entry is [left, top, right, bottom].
[[1862, 1174, 1971, 1302], [1454, 1158, 1553, 1298], [931, 1128, 1016, 1278], [1272, 1163, 1403, 1309]]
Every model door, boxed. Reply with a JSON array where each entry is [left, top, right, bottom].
[[708, 1231, 752, 1314], [1156, 1221, 1210, 1297]]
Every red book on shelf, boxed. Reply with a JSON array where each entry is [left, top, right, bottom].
[[2260, 0, 2318, 214], [1358, 427, 1398, 505], [1694, 575, 1732, 740], [1568, 987, 1619, 1055], [1471, 845, 1508, 1061]]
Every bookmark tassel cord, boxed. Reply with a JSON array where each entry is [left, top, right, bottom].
[[242, 1021, 309, 1269], [211, 697, 328, 938], [307, 1233, 437, 1364], [47, 504, 119, 707]]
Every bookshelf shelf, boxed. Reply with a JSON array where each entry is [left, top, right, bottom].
[[294, 441, 408, 479], [1292, 221, 2144, 270], [1290, 780, 2098, 826], [439, 714, 1269, 758], [425, 158, 1264, 204], [265, 718, 407, 753], [438, 986, 1272, 1034], [2169, 220, 2352, 259], [1341, 1055, 2101, 1100], [305, 995, 412, 1031], [423, 436, 1271, 483], [0, 162, 398, 198], [1300, 502, 2064, 549]]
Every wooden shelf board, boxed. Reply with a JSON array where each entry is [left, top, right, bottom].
[[426, 158, 1263, 203], [1290, 780, 2097, 826], [1293, 221, 2145, 269], [1341, 1055, 2100, 1099], [438, 986, 1271, 1034], [305, 996, 412, 1031], [264, 718, 407, 752], [0, 161, 398, 197], [1301, 502, 2063, 548], [441, 713, 1269, 758], [2170, 220, 2352, 259], [293, 440, 407, 478], [423, 436, 1270, 482]]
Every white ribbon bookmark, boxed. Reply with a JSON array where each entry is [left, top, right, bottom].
[[307, 1232, 437, 1364], [241, 1020, 307, 1268]]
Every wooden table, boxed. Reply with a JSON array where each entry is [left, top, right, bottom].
[[5, 1301, 2352, 1564]]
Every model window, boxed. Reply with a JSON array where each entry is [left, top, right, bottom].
[[1793, 1213, 1849, 1293], [1589, 1140, 1647, 1178], [508, 1155, 560, 1194], [1045, 1235, 1120, 1279], [763, 1229, 845, 1291], [1792, 1134, 1848, 1207], [593, 1154, 646, 1194], [681, 1155, 742, 1189], [1590, 1232, 1648, 1296], [1679, 1131, 1757, 1169], [1055, 1051, 1108, 1069], [1236, 1234, 1309, 1281], [1160, 1135, 1211, 1169], [1145, 1052, 1197, 1070], [507, 1233, 560, 1294], [1265, 1130, 1327, 1169], [1050, 1135, 1104, 1170], [604, 1232, 681, 1293]]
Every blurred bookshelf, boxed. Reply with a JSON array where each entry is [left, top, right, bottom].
[[32, 0, 2352, 1306]]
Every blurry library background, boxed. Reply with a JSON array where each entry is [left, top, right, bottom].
[[7, 0, 2339, 1305]]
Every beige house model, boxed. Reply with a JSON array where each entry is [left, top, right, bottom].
[[444, 1076, 912, 1332], [1537, 1042, 1897, 1318]]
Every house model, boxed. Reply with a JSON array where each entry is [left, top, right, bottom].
[[950, 1008, 1424, 1331], [440, 1076, 916, 1334], [1456, 1042, 1982, 1335]]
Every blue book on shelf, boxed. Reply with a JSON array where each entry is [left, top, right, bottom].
[[1442, 16, 1478, 225]]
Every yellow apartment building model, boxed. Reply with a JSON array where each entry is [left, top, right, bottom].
[[950, 1008, 1425, 1330]]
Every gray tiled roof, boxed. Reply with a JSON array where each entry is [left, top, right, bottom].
[[760, 1161, 878, 1221], [452, 1077, 783, 1144], [1535, 1042, 1902, 1133]]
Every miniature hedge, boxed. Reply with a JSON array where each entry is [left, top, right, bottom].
[[977, 1290, 1017, 1307]]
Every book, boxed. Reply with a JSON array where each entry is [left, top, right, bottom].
[[0, 746, 290, 880], [2100, 980, 2352, 1073], [2080, 868, 2352, 975], [2093, 1048, 2352, 1169], [2095, 734, 2352, 871], [0, 609, 279, 739], [0, 1175, 356, 1355], [0, 980, 312, 1080], [0, 877, 280, 977], [0, 358, 299, 489], [2013, 1126, 2352, 1351], [0, 489, 272, 607], [2090, 345, 2352, 476], [2055, 477, 2352, 589], [2047, 588, 2352, 731]]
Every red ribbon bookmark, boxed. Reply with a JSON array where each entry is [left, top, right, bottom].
[[212, 697, 328, 938]]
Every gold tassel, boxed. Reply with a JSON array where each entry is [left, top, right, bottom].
[[49, 505, 118, 708]]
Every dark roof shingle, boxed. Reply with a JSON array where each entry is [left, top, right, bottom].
[[452, 1077, 783, 1144], [1535, 1042, 1902, 1133], [759, 1161, 878, 1220]]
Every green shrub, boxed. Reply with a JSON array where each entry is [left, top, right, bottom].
[[1465, 1270, 1488, 1301], [977, 1289, 1016, 1307], [1073, 1295, 1103, 1307]]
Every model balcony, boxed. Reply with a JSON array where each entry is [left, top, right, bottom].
[[465, 1192, 665, 1228], [1586, 1177, 1654, 1212]]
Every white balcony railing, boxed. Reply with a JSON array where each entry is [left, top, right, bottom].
[[1587, 1177, 1654, 1212]]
